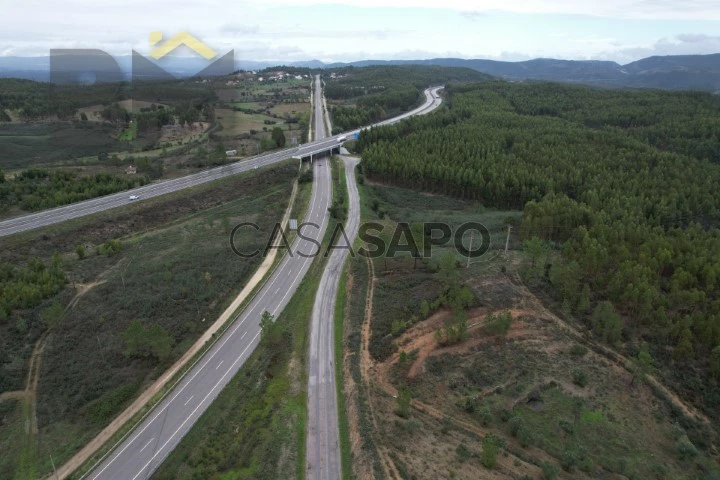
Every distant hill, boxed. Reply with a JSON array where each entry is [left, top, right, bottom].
[[0, 53, 718, 91]]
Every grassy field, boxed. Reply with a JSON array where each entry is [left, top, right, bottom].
[[0, 161, 298, 479], [216, 108, 285, 136], [340, 180, 720, 480]]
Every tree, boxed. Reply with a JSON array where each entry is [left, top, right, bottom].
[[420, 299, 430, 318], [75, 244, 86, 260], [41, 302, 64, 329], [147, 324, 173, 360], [591, 301, 622, 345], [523, 236, 546, 269], [631, 342, 654, 386], [481, 434, 500, 469], [395, 387, 412, 418], [577, 283, 591, 314], [711, 346, 720, 379], [486, 310, 513, 337], [259, 310, 280, 346], [271, 126, 286, 148], [674, 328, 695, 362], [122, 320, 173, 361], [122, 319, 146, 358]]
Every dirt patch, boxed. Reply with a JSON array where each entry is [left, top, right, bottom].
[[357, 256, 403, 480], [68, 280, 107, 310]]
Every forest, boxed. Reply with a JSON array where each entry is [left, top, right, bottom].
[[325, 65, 491, 132], [358, 81, 720, 414], [0, 168, 147, 212]]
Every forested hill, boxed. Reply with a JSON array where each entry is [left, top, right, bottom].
[[325, 65, 491, 133], [358, 81, 720, 416]]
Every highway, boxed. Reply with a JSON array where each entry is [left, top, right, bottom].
[[0, 86, 442, 238], [305, 155, 358, 480], [79, 83, 442, 480], [85, 75, 333, 480], [305, 91, 443, 479]]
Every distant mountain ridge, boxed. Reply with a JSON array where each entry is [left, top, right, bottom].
[[0, 53, 718, 91]]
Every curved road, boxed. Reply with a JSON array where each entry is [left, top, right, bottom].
[[306, 91, 443, 480], [76, 82, 443, 480], [0, 87, 442, 238]]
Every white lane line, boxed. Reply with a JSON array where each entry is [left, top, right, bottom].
[[130, 332, 261, 480], [183, 395, 194, 406], [139, 438, 154, 453], [216, 360, 224, 370], [241, 331, 247, 339], [89, 89, 433, 480]]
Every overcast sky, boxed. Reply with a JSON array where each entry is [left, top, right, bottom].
[[3, 0, 720, 63]]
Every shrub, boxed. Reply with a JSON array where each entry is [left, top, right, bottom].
[[298, 169, 313, 184], [676, 435, 699, 460], [486, 310, 512, 336], [481, 435, 500, 469], [455, 443, 471, 462], [395, 387, 412, 418], [98, 239, 122, 257], [572, 368, 588, 388], [569, 344, 588, 357], [402, 418, 422, 433], [541, 461, 559, 480], [391, 319, 408, 337], [463, 396, 476, 413]]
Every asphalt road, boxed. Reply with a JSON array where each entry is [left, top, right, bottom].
[[305, 155, 359, 480], [305, 90, 443, 480], [0, 87, 441, 238], [86, 75, 333, 480], [82, 83, 442, 480]]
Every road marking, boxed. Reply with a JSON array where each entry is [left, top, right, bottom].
[[130, 332, 261, 480], [216, 360, 224, 370], [184, 395, 194, 406], [87, 89, 438, 480], [139, 438, 154, 453]]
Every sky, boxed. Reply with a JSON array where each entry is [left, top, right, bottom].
[[2, 0, 720, 64]]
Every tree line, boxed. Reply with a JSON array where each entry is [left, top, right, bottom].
[[0, 168, 147, 211], [358, 80, 720, 412]]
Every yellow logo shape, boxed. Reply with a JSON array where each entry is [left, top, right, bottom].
[[149, 32, 217, 60]]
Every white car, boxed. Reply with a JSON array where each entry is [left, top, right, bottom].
[[128, 195, 139, 201]]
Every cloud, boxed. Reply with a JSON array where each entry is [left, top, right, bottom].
[[605, 33, 720, 63], [460, 11, 488, 21], [251, 0, 720, 20]]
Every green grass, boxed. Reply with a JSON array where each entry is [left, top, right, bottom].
[[118, 121, 137, 141]]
